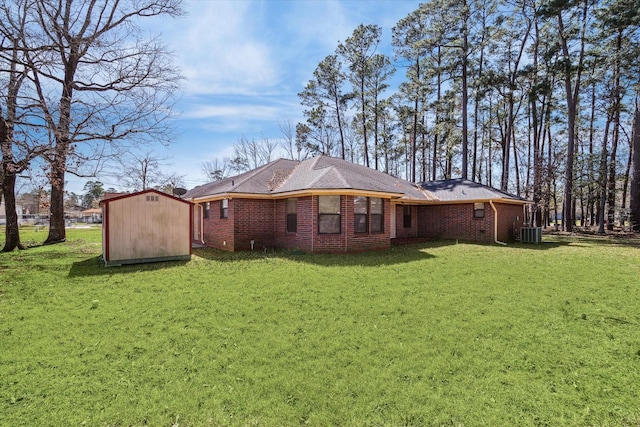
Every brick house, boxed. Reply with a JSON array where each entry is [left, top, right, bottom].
[[184, 155, 529, 253]]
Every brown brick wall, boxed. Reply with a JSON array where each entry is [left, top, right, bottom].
[[222, 195, 391, 253], [496, 203, 525, 242], [200, 196, 524, 251], [202, 199, 235, 251], [233, 198, 276, 251], [394, 204, 419, 238], [418, 202, 524, 243], [203, 196, 382, 253], [273, 197, 314, 252], [309, 195, 390, 253]]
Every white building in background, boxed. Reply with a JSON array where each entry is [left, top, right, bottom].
[[0, 201, 24, 225]]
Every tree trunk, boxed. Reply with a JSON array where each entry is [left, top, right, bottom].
[[501, 94, 513, 192], [558, 4, 586, 232], [531, 98, 542, 226], [1, 113, 25, 251], [412, 86, 419, 183], [1, 172, 25, 252], [44, 143, 68, 244], [606, 29, 623, 230], [360, 78, 369, 168], [545, 100, 553, 228], [460, 0, 469, 180], [512, 120, 521, 196], [432, 47, 443, 182], [586, 78, 597, 226], [597, 116, 612, 235], [333, 84, 346, 160], [629, 94, 640, 232], [621, 136, 632, 226]]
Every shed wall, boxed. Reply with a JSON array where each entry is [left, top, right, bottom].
[[105, 193, 191, 263]]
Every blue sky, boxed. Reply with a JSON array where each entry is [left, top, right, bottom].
[[69, 0, 422, 194]]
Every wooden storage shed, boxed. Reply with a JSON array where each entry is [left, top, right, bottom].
[[100, 189, 193, 266]]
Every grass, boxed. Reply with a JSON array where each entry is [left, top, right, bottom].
[[1, 228, 639, 426]]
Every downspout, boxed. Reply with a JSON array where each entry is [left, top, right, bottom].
[[200, 204, 204, 244], [489, 200, 507, 246], [197, 203, 204, 244], [344, 196, 348, 252], [311, 196, 315, 253]]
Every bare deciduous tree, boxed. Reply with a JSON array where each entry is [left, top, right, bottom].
[[1, 0, 50, 251], [11, 0, 184, 244], [202, 158, 232, 182], [231, 135, 278, 172], [119, 150, 169, 191]]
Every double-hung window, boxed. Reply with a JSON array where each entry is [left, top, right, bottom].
[[221, 198, 228, 219], [318, 196, 341, 234], [370, 197, 383, 233], [286, 198, 297, 233], [474, 202, 485, 218], [354, 196, 368, 233], [203, 202, 210, 219], [353, 197, 383, 233]]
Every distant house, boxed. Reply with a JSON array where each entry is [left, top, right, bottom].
[[0, 201, 24, 225], [100, 189, 193, 266], [80, 208, 102, 223], [184, 155, 529, 253]]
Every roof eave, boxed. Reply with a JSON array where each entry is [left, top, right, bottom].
[[187, 188, 406, 203]]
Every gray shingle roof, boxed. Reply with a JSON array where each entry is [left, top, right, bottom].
[[274, 156, 433, 200], [184, 156, 528, 204], [419, 178, 527, 202], [184, 158, 299, 199]]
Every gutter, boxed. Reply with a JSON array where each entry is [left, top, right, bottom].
[[489, 200, 507, 246]]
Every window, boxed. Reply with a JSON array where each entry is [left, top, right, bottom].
[[403, 205, 412, 228], [203, 202, 210, 219], [474, 202, 485, 218], [353, 197, 383, 233], [354, 196, 368, 233], [286, 198, 297, 233], [221, 198, 228, 219], [370, 198, 383, 233], [319, 195, 341, 234]]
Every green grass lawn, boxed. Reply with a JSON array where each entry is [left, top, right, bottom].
[[1, 228, 639, 426]]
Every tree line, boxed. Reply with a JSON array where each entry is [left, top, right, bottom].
[[3, 0, 640, 253], [211, 0, 640, 234]]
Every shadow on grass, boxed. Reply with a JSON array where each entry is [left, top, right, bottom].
[[191, 241, 445, 267], [68, 255, 190, 277], [510, 234, 640, 250], [66, 234, 638, 277]]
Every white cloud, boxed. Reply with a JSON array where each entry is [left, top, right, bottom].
[[165, 1, 280, 95], [183, 103, 277, 120], [126, 0, 423, 190]]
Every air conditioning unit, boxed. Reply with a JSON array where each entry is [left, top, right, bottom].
[[520, 227, 542, 244]]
